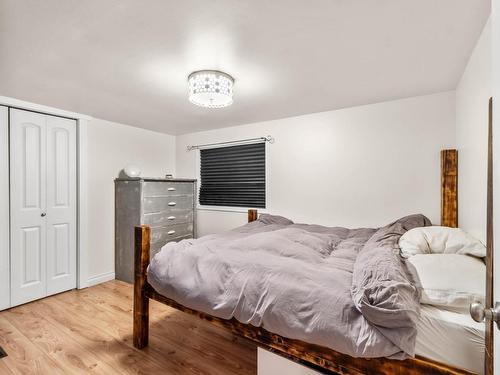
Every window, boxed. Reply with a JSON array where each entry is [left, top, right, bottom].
[[199, 142, 266, 208]]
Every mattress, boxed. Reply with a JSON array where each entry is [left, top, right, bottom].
[[416, 305, 485, 374]]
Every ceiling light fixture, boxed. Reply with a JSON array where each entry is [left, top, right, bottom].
[[188, 70, 234, 108]]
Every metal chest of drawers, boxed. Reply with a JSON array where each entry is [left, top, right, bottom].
[[114, 178, 196, 283]]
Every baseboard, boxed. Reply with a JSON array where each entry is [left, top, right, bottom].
[[87, 271, 115, 287]]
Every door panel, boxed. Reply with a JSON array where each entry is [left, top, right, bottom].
[[21, 226, 43, 285], [23, 124, 43, 208], [53, 223, 70, 276], [53, 129, 70, 206], [46, 116, 77, 295], [10, 109, 47, 306]]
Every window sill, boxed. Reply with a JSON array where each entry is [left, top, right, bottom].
[[196, 205, 268, 214]]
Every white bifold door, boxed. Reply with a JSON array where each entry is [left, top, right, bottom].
[[10, 108, 77, 306]]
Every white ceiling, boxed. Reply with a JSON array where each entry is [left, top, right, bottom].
[[0, 0, 490, 135]]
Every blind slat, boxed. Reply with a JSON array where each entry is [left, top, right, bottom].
[[201, 167, 265, 173]]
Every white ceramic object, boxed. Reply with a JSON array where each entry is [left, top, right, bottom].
[[124, 164, 141, 178]]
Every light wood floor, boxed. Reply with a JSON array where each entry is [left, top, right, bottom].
[[0, 280, 257, 374]]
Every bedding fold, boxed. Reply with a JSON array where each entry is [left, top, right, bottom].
[[351, 214, 431, 355], [148, 214, 431, 359]]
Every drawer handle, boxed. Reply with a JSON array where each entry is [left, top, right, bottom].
[[168, 187, 176, 191], [168, 202, 176, 206], [167, 230, 176, 235], [167, 216, 176, 220]]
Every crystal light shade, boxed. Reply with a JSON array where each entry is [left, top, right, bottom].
[[188, 70, 234, 108]]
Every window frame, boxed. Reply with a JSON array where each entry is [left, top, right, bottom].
[[195, 141, 269, 213]]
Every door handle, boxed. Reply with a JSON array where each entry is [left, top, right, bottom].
[[470, 302, 500, 329], [41, 212, 47, 217]]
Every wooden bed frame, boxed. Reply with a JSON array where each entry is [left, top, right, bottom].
[[133, 149, 477, 375]]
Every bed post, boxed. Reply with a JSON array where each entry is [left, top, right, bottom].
[[441, 149, 458, 227], [248, 209, 258, 223], [133, 225, 150, 349]]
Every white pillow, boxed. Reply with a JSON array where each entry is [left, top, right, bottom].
[[407, 254, 485, 311], [399, 226, 486, 258]]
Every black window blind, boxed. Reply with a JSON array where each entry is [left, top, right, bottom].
[[199, 142, 266, 208]]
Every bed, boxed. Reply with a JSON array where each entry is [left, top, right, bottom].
[[132, 149, 485, 375]]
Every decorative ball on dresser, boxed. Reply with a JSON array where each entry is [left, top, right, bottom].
[[123, 164, 141, 178]]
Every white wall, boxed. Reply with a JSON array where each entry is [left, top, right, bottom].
[[86, 119, 175, 282], [176, 91, 456, 235], [456, 19, 491, 244]]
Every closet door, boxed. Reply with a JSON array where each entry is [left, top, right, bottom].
[[46, 115, 77, 295], [10, 109, 48, 306], [10, 109, 77, 306]]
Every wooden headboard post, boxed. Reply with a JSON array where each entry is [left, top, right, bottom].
[[441, 149, 458, 227], [248, 209, 258, 223]]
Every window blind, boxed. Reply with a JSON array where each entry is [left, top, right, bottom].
[[199, 142, 266, 208]]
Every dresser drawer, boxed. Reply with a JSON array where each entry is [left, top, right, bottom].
[[143, 210, 193, 227], [143, 195, 193, 213], [150, 223, 194, 245], [143, 181, 194, 197]]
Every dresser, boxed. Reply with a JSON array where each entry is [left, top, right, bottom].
[[115, 178, 196, 283]]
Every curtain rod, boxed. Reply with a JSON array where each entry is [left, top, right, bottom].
[[186, 135, 274, 151]]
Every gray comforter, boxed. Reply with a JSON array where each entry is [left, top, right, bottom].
[[148, 214, 430, 359]]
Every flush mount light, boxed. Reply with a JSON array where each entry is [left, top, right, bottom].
[[188, 70, 234, 108]]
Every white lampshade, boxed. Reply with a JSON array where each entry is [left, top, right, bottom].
[[188, 70, 234, 108]]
